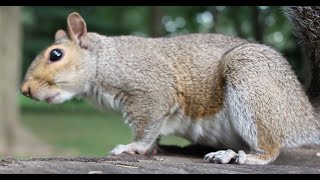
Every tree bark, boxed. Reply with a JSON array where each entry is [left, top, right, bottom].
[[0, 145, 320, 174]]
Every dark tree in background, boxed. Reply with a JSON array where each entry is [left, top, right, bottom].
[[252, 6, 264, 43], [150, 6, 164, 37]]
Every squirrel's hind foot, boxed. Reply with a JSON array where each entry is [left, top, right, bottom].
[[204, 148, 279, 165]]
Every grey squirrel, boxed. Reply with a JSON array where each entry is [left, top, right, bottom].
[[20, 7, 320, 165]]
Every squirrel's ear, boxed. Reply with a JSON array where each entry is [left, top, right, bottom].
[[67, 12, 88, 48], [55, 29, 67, 41]]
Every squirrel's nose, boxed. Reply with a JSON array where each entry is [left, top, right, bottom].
[[21, 82, 32, 98]]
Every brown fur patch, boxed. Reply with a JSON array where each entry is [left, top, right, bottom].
[[255, 121, 281, 160], [176, 68, 225, 120]]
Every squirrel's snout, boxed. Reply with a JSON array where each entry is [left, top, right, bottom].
[[20, 82, 39, 101], [21, 81, 32, 97]]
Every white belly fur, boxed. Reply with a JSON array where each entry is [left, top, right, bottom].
[[160, 104, 249, 150], [83, 85, 121, 112]]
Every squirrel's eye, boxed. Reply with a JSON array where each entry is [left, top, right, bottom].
[[49, 49, 63, 62]]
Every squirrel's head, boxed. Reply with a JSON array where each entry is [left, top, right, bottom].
[[21, 12, 93, 104]]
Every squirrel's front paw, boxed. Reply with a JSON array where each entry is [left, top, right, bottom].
[[109, 142, 153, 156]]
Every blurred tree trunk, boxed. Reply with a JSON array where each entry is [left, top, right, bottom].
[[150, 6, 164, 37], [252, 6, 263, 43], [0, 6, 53, 157], [230, 7, 245, 38], [208, 6, 218, 33]]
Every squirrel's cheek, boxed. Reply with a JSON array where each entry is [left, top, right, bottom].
[[46, 90, 75, 104]]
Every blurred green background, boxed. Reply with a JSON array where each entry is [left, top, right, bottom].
[[17, 6, 306, 157]]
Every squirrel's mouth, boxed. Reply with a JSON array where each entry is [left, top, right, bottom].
[[44, 93, 60, 104]]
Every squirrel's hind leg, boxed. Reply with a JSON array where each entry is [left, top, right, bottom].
[[204, 43, 288, 165]]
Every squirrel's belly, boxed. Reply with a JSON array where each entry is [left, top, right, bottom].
[[160, 105, 248, 150]]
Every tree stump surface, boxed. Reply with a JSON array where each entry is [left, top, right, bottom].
[[0, 145, 319, 174]]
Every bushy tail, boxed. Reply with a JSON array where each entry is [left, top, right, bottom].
[[284, 6, 320, 107], [284, 7, 320, 141]]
